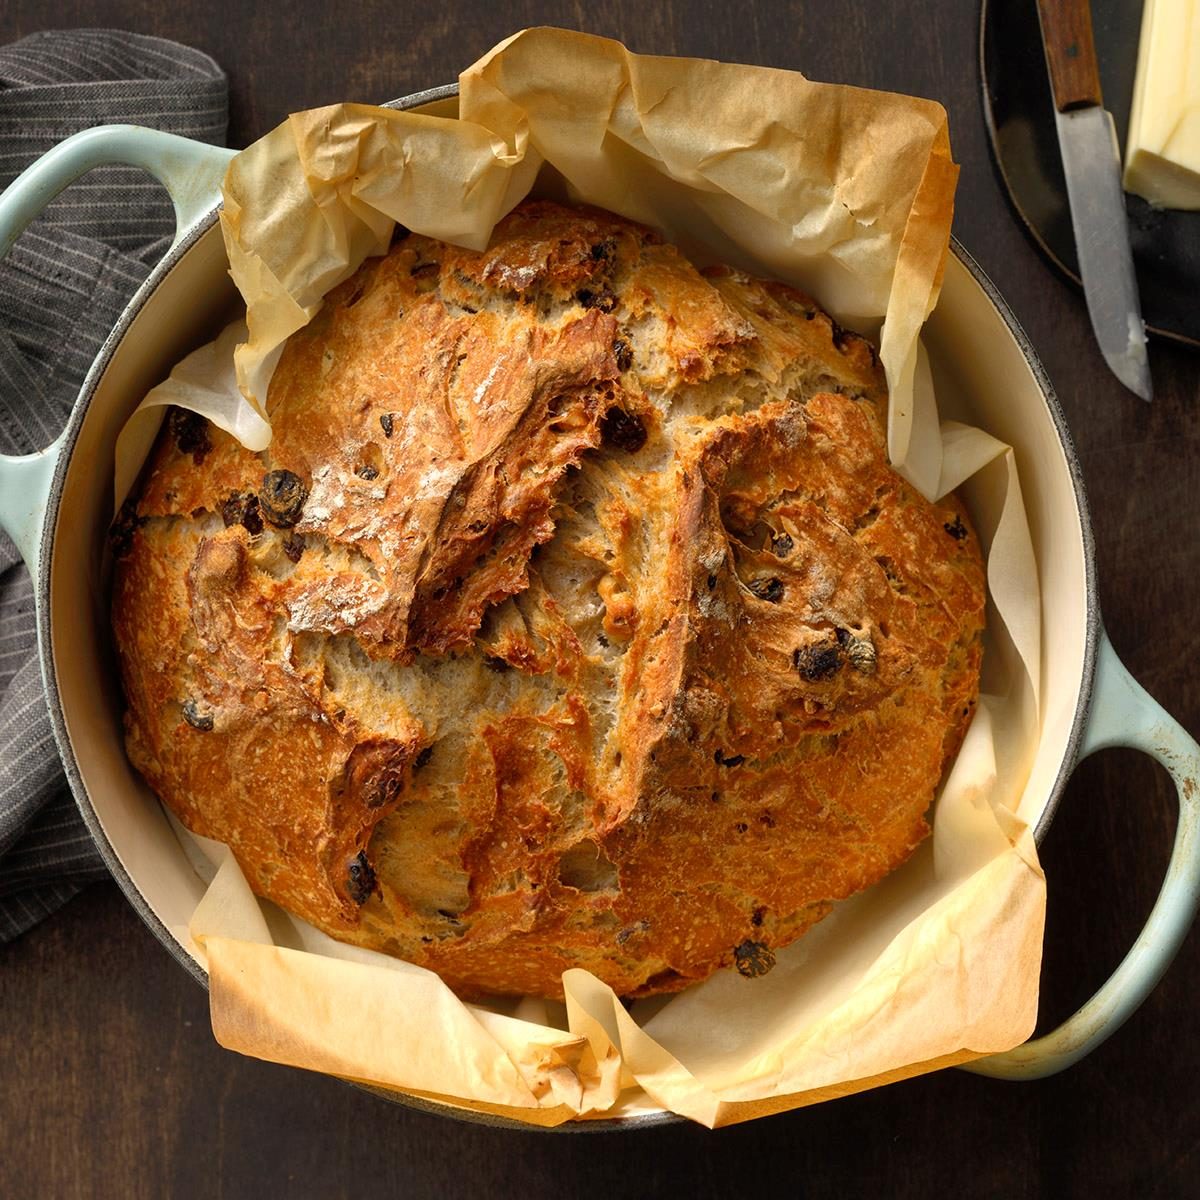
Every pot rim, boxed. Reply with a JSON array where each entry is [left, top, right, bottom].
[[33, 81, 1099, 1132]]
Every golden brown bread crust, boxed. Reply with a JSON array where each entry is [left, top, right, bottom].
[[112, 200, 985, 999]]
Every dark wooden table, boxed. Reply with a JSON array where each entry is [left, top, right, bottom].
[[3, 2, 1198, 1196]]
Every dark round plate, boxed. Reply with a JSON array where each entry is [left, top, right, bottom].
[[980, 0, 1200, 348]]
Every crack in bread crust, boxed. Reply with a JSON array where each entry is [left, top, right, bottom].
[[112, 201, 986, 999]]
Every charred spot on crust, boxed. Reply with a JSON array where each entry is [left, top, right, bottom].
[[751, 906, 766, 927], [109, 499, 143, 559], [770, 532, 794, 558], [413, 745, 433, 770], [944, 513, 968, 541], [355, 464, 380, 480], [600, 406, 647, 453], [794, 642, 843, 682], [380, 412, 395, 438], [259, 470, 308, 527], [169, 408, 212, 465], [747, 577, 784, 603], [346, 851, 377, 905], [181, 700, 214, 731], [576, 286, 617, 313], [612, 338, 633, 372], [734, 939, 776, 978], [220, 491, 263, 535], [715, 749, 746, 768], [590, 239, 616, 261], [282, 533, 305, 563]]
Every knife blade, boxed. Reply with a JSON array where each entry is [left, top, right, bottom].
[[1036, 0, 1152, 402]]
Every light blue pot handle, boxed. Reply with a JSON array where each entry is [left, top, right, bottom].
[[0, 124, 236, 576], [964, 628, 1200, 1080]]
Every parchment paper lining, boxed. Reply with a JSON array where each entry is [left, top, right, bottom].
[[116, 29, 1045, 1128]]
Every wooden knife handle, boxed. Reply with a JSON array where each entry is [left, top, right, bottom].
[[1036, 0, 1103, 111]]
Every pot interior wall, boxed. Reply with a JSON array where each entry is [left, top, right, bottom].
[[924, 259, 1089, 834], [49, 221, 239, 952]]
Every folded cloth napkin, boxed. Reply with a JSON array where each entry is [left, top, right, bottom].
[[0, 30, 227, 941]]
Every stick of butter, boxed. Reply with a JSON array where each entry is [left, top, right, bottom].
[[1124, 0, 1200, 208]]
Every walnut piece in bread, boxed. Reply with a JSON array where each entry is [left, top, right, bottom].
[[112, 201, 985, 999]]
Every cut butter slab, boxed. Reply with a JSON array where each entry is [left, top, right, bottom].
[[1124, 0, 1200, 208]]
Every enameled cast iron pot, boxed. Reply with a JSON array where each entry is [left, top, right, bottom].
[[3, 85, 1200, 1130]]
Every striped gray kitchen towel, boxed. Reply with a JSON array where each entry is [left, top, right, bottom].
[[0, 30, 227, 940]]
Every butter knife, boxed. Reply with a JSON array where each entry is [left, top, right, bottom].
[[1036, 0, 1152, 401]]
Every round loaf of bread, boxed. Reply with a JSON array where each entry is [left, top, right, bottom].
[[112, 201, 986, 999]]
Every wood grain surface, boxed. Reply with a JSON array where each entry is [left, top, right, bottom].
[[2, 2, 1198, 1196], [1036, 0, 1103, 111]]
